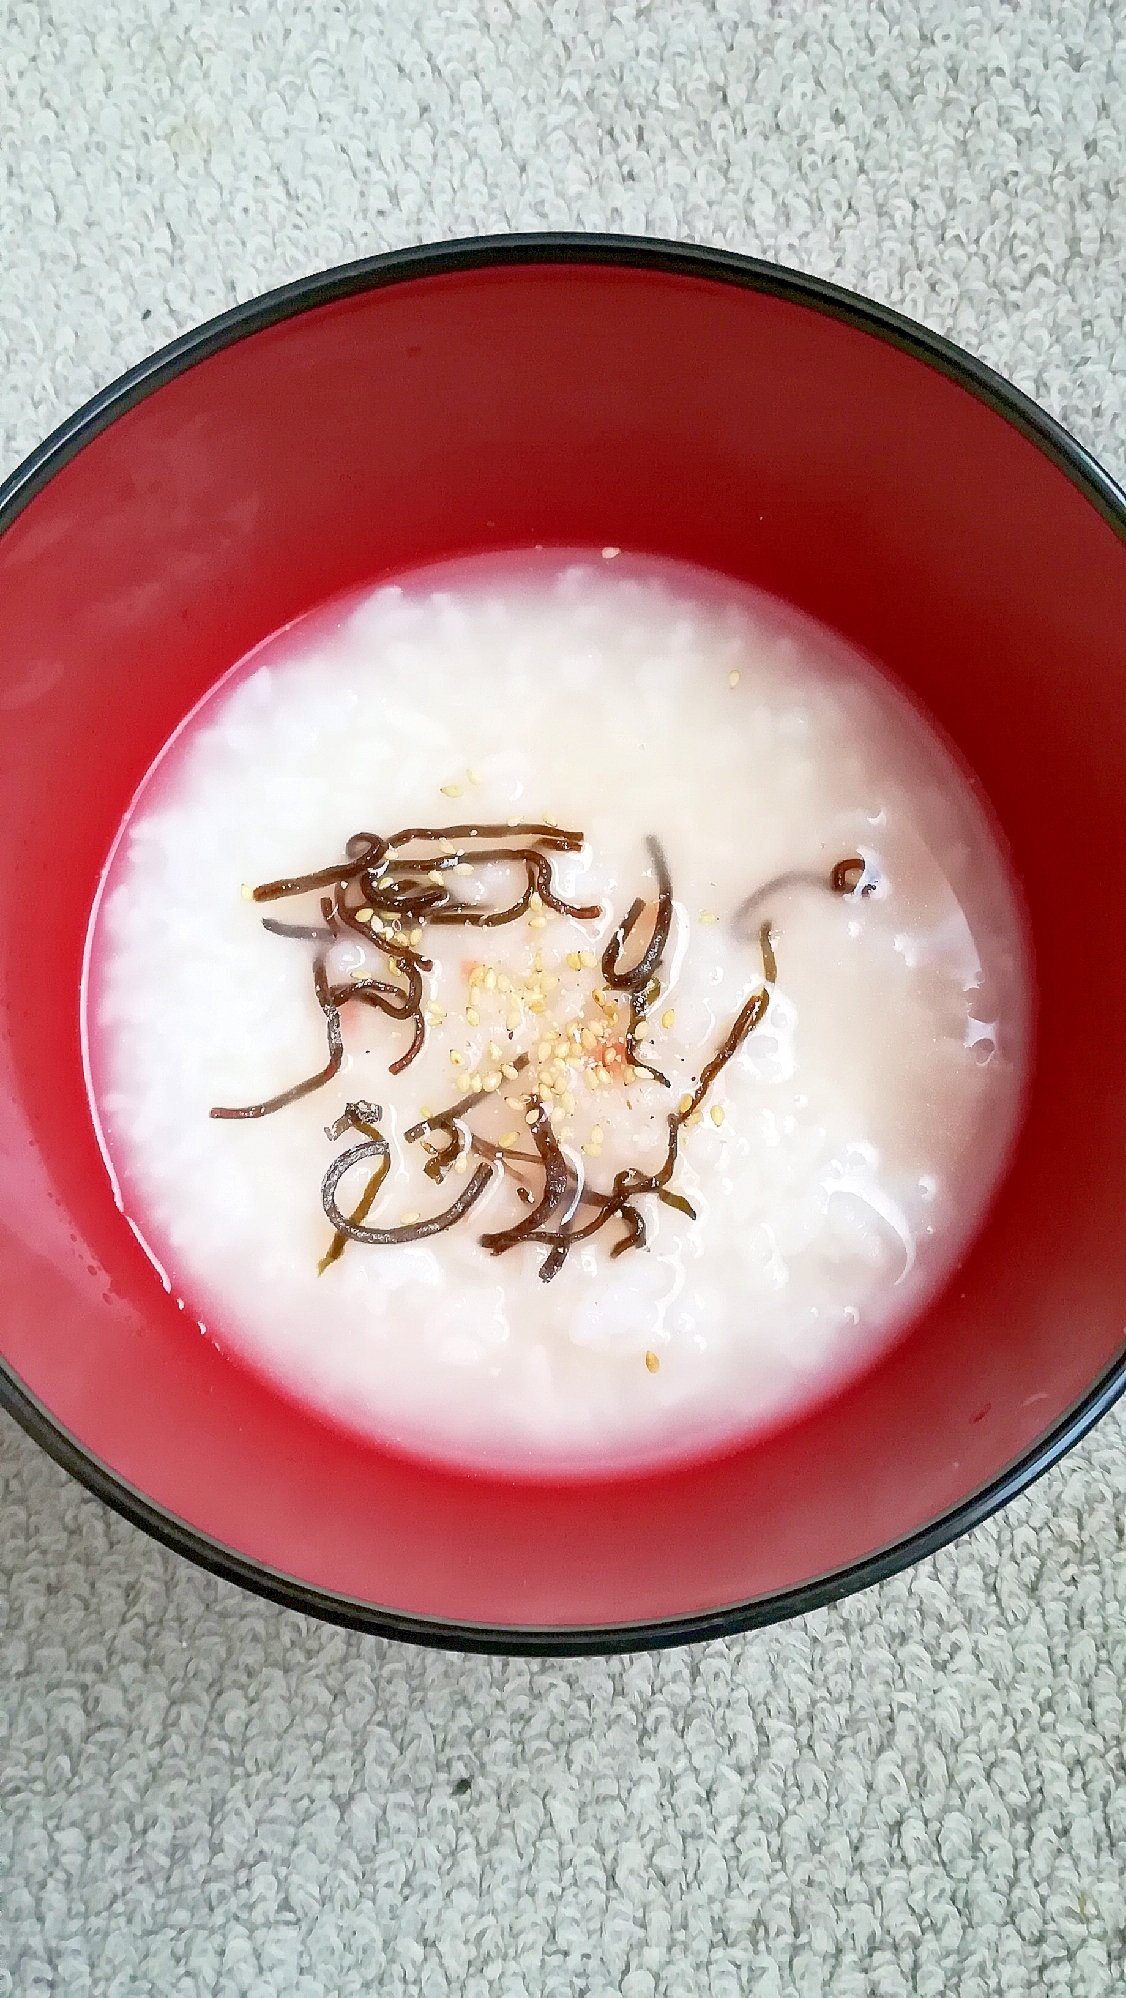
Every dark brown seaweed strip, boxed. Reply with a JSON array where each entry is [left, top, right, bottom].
[[656, 1187, 696, 1218], [252, 861, 363, 903], [262, 916, 335, 942], [210, 957, 342, 1120], [759, 921, 777, 985], [627, 989, 670, 1088], [600, 896, 645, 987], [325, 1100, 384, 1143], [526, 849, 601, 921], [388, 1009, 426, 1075], [326, 931, 426, 1071], [733, 856, 873, 932], [610, 1205, 646, 1258], [322, 1143, 495, 1246], [367, 891, 448, 925], [402, 1054, 530, 1147], [329, 977, 417, 1021], [345, 833, 389, 863], [830, 856, 867, 894], [331, 883, 434, 971], [421, 1128, 464, 1184], [677, 986, 770, 1124], [478, 1101, 573, 1257], [425, 849, 600, 928], [426, 867, 534, 928], [601, 836, 674, 991], [252, 834, 386, 904], [387, 822, 583, 851], [318, 1154, 389, 1274]]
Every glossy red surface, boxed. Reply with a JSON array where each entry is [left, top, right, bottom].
[[1, 245, 1124, 1641]]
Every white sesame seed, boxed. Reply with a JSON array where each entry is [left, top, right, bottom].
[[529, 891, 543, 911], [400, 1212, 420, 1227], [728, 670, 740, 688], [505, 1095, 525, 1111], [543, 974, 559, 992], [679, 1094, 694, 1115], [566, 951, 583, 971], [661, 1008, 676, 1030], [471, 1074, 483, 1093], [591, 1125, 604, 1146], [499, 1132, 517, 1149], [529, 915, 546, 930], [466, 1007, 480, 1026], [601, 546, 621, 559], [506, 1009, 522, 1031], [454, 862, 473, 876], [526, 996, 546, 1012], [645, 1350, 660, 1373], [585, 1069, 599, 1090], [457, 1075, 473, 1094], [454, 1151, 470, 1174], [525, 1110, 539, 1126], [699, 910, 719, 924], [427, 870, 443, 885], [466, 767, 482, 785], [440, 783, 461, 799], [488, 1040, 501, 1060], [579, 951, 597, 969], [687, 1110, 703, 1128], [439, 837, 456, 853], [449, 1049, 464, 1066], [410, 928, 423, 947], [497, 973, 511, 993], [354, 907, 373, 924], [484, 969, 496, 990], [710, 1104, 725, 1126], [502, 1063, 519, 1081], [240, 883, 255, 901], [483, 1073, 501, 1092]]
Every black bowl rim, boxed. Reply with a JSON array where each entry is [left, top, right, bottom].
[[1, 231, 1124, 1657]]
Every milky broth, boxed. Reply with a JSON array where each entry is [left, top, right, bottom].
[[85, 552, 1031, 1473]]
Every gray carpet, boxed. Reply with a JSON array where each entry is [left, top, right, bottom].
[[2, 4, 1125, 1993]]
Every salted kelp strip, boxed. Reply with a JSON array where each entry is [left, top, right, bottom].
[[210, 957, 342, 1120]]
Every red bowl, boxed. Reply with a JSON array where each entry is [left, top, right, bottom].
[[1, 236, 1123, 1653]]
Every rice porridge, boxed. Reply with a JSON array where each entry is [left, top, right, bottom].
[[85, 552, 1031, 1473]]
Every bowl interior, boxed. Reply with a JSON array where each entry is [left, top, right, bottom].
[[1, 246, 1124, 1641]]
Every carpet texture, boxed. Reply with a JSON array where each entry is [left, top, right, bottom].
[[2, 4, 1125, 1993]]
